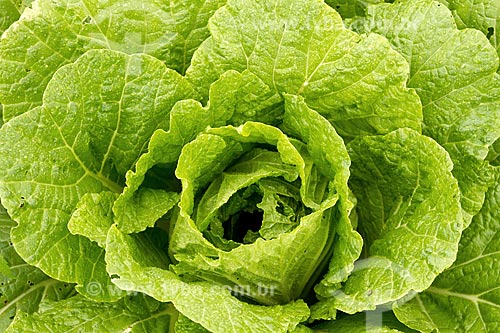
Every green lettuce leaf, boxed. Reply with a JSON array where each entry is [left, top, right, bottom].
[[0, 0, 224, 122], [313, 128, 462, 314], [437, 0, 500, 70], [437, 0, 500, 164], [113, 69, 282, 234], [186, 0, 422, 139], [167, 95, 359, 308], [0, 49, 194, 301], [5, 294, 178, 333], [351, 0, 500, 221], [393, 170, 500, 332], [0, 205, 74, 332], [105, 226, 310, 333], [105, 95, 358, 331], [0, 0, 26, 34]]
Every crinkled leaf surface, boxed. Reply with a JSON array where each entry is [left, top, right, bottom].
[[437, 0, 500, 69], [313, 129, 462, 314], [281, 95, 361, 304], [0, 205, 74, 332], [5, 294, 178, 333], [393, 170, 500, 333], [114, 69, 282, 234], [0, 49, 193, 300], [169, 96, 360, 307], [0, 0, 25, 34], [186, 0, 422, 139], [105, 226, 310, 333], [439, 0, 500, 167], [0, 0, 224, 122], [352, 0, 500, 220], [175, 314, 211, 333]]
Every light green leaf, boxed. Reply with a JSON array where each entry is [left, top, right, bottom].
[[114, 188, 179, 235], [162, 0, 227, 74], [0, 205, 74, 332], [352, 0, 500, 221], [170, 125, 339, 305], [105, 226, 310, 333], [175, 314, 211, 333], [68, 192, 118, 247], [5, 294, 178, 333], [0, 49, 193, 301], [0, 0, 24, 34], [186, 0, 422, 139], [222, 70, 284, 127], [169, 97, 359, 308], [113, 69, 281, 234], [0, 255, 11, 278], [440, 0, 500, 185], [438, 0, 500, 70], [0, 0, 224, 122], [256, 179, 304, 239], [393, 171, 500, 332], [314, 129, 462, 314]]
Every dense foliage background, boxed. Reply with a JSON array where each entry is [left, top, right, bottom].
[[1, 0, 500, 332]]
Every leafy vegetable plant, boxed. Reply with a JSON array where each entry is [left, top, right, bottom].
[[0, 0, 499, 332]]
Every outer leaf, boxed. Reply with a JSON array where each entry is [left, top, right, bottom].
[[282, 95, 362, 307], [0, 49, 193, 301], [105, 226, 310, 333], [162, 0, 227, 74], [5, 295, 178, 333], [0, 0, 24, 34], [352, 0, 500, 221], [393, 171, 500, 332], [314, 129, 462, 314], [114, 69, 282, 233], [0, 255, 11, 278], [186, 0, 422, 139], [439, 0, 500, 164], [0, 0, 224, 122], [0, 205, 74, 332], [437, 0, 500, 69], [169, 96, 359, 308], [256, 179, 304, 239], [114, 187, 179, 235], [170, 126, 339, 305]]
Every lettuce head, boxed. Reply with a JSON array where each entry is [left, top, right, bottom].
[[0, 0, 499, 332]]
